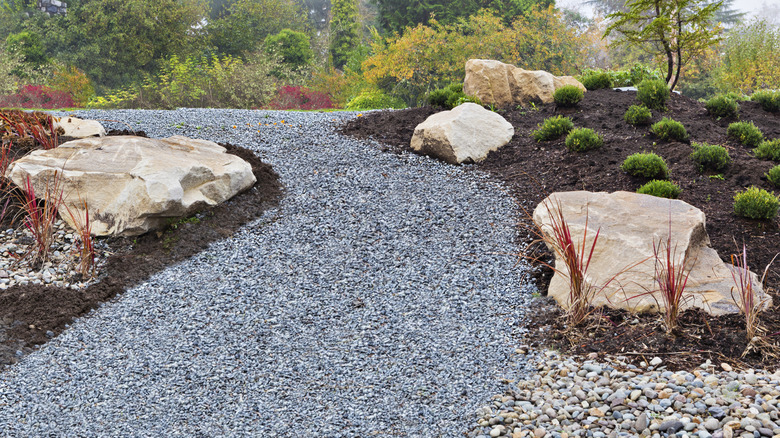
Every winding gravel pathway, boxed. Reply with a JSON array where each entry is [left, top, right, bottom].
[[0, 109, 532, 436]]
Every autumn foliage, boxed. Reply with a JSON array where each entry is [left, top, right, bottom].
[[362, 7, 587, 105]]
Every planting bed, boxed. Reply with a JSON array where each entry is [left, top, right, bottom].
[[342, 88, 780, 371], [0, 122, 282, 368]]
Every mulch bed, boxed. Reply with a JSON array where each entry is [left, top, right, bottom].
[[340, 88, 780, 371], [0, 129, 282, 368]]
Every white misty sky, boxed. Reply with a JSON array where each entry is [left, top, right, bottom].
[[558, 0, 780, 17]]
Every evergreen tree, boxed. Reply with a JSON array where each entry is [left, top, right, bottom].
[[605, 0, 723, 91], [372, 0, 553, 34], [329, 0, 360, 69]]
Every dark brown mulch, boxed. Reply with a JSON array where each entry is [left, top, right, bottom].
[[340, 89, 780, 371], [0, 131, 282, 368]]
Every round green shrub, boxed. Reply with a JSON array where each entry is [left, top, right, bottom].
[[650, 117, 688, 142], [727, 121, 764, 147], [621, 152, 670, 179], [690, 142, 731, 171], [532, 115, 574, 142], [624, 104, 652, 126], [705, 95, 739, 118], [766, 165, 780, 187], [553, 85, 584, 107], [637, 180, 681, 199], [733, 186, 779, 220], [264, 29, 314, 69], [427, 83, 466, 109], [751, 90, 780, 112], [580, 71, 612, 90], [346, 90, 406, 110], [565, 128, 603, 152], [754, 138, 780, 161], [636, 78, 670, 111]]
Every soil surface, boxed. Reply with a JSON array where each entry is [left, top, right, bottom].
[[341, 89, 780, 371], [0, 130, 282, 369]]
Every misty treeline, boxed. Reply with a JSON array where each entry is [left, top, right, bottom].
[[0, 0, 777, 109]]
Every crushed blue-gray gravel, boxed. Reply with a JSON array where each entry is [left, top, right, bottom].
[[0, 109, 533, 436]]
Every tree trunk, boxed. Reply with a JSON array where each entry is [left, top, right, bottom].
[[655, 0, 675, 85]]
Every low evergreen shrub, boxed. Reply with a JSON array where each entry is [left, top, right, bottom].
[[532, 115, 574, 141], [579, 71, 612, 90], [651, 117, 688, 142], [727, 121, 764, 147], [636, 79, 669, 111], [733, 186, 779, 220], [754, 139, 780, 161], [621, 152, 670, 179], [565, 128, 603, 152], [690, 142, 731, 171], [624, 105, 652, 126], [346, 89, 406, 110], [705, 95, 739, 118], [637, 180, 681, 199], [426, 83, 480, 109], [766, 165, 780, 187], [553, 85, 584, 107], [751, 90, 780, 112]]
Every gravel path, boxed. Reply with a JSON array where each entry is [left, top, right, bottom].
[[0, 109, 533, 436]]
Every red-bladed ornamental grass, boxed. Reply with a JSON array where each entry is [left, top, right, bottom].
[[0, 110, 60, 150], [65, 197, 96, 279], [16, 172, 64, 267], [650, 232, 693, 335], [537, 198, 601, 327], [729, 245, 770, 345]]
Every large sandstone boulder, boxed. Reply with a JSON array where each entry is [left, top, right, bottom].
[[54, 116, 106, 138], [463, 59, 585, 108], [7, 135, 256, 236], [532, 191, 771, 316], [410, 102, 514, 164]]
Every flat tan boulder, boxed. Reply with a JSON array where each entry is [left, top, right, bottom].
[[7, 135, 256, 236], [54, 116, 106, 138], [463, 59, 586, 108], [410, 102, 514, 164], [532, 191, 771, 316]]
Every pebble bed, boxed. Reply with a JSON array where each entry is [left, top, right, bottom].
[[0, 109, 534, 436], [470, 351, 780, 438], [0, 220, 108, 291]]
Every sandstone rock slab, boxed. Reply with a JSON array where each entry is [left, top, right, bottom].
[[532, 191, 771, 316], [463, 59, 585, 108], [7, 135, 256, 236], [54, 116, 106, 138], [410, 102, 514, 164]]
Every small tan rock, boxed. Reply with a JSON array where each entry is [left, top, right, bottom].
[[410, 103, 514, 164], [55, 116, 106, 138]]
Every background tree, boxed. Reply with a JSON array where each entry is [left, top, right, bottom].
[[265, 28, 313, 69], [363, 7, 585, 105], [5, 30, 49, 78], [716, 18, 780, 93], [329, 0, 360, 69], [209, 0, 307, 58], [604, 0, 723, 91]]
